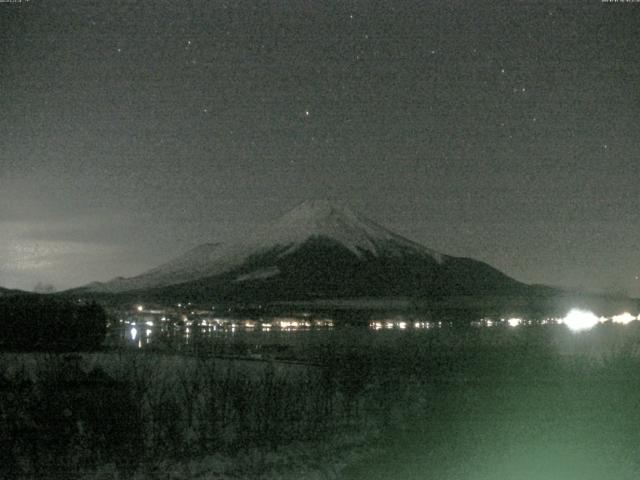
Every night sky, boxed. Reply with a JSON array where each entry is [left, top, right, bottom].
[[1, 1, 639, 296]]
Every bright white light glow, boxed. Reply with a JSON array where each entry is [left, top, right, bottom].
[[507, 317, 522, 327], [145, 321, 154, 327], [612, 312, 635, 325], [137, 305, 143, 312], [130, 327, 138, 340], [563, 309, 600, 332]]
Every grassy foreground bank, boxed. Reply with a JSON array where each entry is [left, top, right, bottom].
[[2, 323, 640, 479]]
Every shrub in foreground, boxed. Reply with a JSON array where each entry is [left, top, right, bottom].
[[0, 295, 107, 351]]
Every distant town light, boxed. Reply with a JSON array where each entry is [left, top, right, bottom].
[[130, 327, 138, 340], [507, 317, 522, 328], [563, 309, 600, 332], [612, 312, 635, 325], [137, 305, 144, 312]]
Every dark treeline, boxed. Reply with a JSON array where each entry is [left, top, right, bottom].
[[0, 295, 107, 351]]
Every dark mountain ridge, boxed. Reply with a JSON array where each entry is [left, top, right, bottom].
[[76, 200, 531, 304]]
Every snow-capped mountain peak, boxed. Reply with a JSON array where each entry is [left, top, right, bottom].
[[84, 200, 445, 293], [252, 200, 443, 261]]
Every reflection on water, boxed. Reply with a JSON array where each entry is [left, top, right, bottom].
[[108, 308, 640, 350], [112, 316, 338, 349]]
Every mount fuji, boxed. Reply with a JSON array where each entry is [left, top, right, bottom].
[[82, 200, 526, 302]]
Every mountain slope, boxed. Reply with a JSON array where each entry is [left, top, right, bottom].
[[0, 286, 29, 297], [83, 200, 526, 301], [146, 238, 524, 302], [251, 199, 445, 261], [85, 242, 225, 293], [86, 200, 445, 293]]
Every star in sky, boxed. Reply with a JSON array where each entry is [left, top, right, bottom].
[[2, 0, 639, 296]]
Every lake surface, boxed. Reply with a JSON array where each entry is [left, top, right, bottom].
[[105, 308, 640, 358], [108, 314, 517, 350]]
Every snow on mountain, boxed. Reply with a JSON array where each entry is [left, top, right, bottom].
[[85, 200, 447, 293], [252, 200, 445, 261], [234, 266, 281, 283], [87, 242, 226, 293], [143, 242, 225, 278]]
